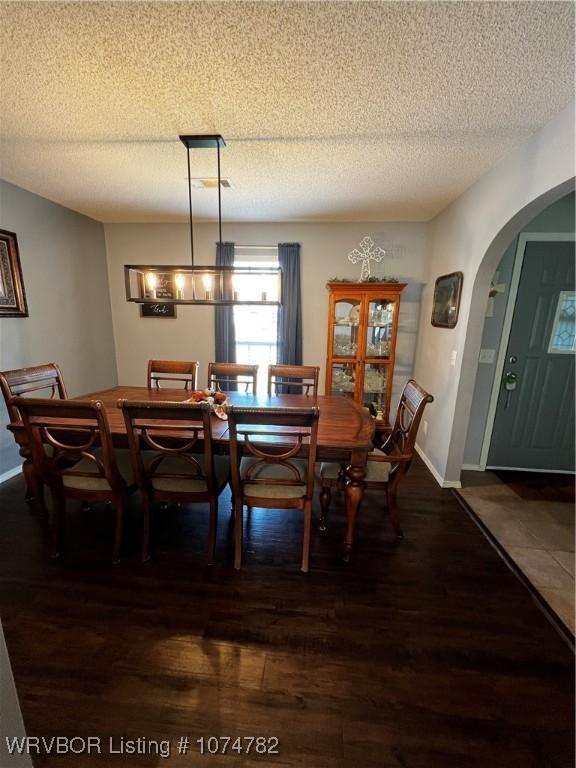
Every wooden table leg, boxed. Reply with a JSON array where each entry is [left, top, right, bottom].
[[343, 449, 367, 562]]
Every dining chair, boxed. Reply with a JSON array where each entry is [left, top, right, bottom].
[[15, 397, 136, 563], [267, 364, 320, 396], [227, 405, 320, 572], [207, 362, 258, 394], [147, 360, 198, 390], [0, 363, 68, 508], [318, 379, 433, 539], [119, 399, 230, 563]]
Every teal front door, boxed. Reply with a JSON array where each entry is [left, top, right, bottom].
[[488, 240, 575, 472]]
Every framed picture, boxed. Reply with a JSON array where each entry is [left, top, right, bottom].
[[0, 229, 28, 318], [140, 302, 177, 318], [431, 271, 463, 328]]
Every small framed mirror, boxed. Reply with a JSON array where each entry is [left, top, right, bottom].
[[0, 230, 28, 318], [431, 271, 463, 328]]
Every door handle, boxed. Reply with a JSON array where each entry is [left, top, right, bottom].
[[503, 371, 518, 409], [503, 371, 517, 391]]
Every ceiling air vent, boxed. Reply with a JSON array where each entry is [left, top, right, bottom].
[[189, 178, 232, 189]]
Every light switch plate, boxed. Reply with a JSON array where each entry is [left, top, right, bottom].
[[479, 348, 496, 364], [450, 350, 457, 367]]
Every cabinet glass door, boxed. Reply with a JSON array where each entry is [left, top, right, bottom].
[[362, 363, 388, 413], [332, 299, 360, 358], [365, 299, 395, 359], [330, 363, 357, 398]]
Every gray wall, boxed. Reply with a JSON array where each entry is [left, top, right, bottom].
[[105, 221, 429, 405], [0, 180, 117, 476], [463, 192, 575, 466], [412, 103, 574, 485]]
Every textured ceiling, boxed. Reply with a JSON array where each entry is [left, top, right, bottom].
[[0, 1, 573, 223]]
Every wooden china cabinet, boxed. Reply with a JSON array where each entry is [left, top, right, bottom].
[[325, 281, 406, 424]]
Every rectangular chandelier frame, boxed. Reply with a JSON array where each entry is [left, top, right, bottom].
[[125, 264, 282, 306]]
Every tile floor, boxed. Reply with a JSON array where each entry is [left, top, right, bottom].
[[458, 471, 575, 634]]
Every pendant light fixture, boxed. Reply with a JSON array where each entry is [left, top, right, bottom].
[[124, 135, 282, 305]]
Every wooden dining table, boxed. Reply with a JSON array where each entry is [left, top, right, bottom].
[[10, 385, 375, 558]]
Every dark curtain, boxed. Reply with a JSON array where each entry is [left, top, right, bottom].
[[214, 242, 236, 363], [277, 243, 302, 365]]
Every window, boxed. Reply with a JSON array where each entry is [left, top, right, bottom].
[[548, 291, 576, 354], [234, 251, 278, 393]]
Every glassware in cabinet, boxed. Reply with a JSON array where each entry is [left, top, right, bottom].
[[329, 362, 357, 398], [332, 298, 360, 357], [362, 362, 389, 415], [365, 299, 395, 358]]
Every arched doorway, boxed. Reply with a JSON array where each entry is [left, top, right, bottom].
[[462, 192, 575, 472], [445, 178, 575, 482]]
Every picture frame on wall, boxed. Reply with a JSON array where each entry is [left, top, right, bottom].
[[0, 229, 28, 318], [431, 271, 463, 328], [140, 302, 177, 318]]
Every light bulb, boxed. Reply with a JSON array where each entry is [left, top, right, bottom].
[[232, 275, 240, 302], [202, 274, 213, 291], [146, 272, 158, 290], [175, 273, 185, 300], [202, 273, 213, 300]]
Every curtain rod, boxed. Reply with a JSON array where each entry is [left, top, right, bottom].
[[235, 244, 278, 250]]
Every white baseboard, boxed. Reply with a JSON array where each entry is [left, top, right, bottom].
[[0, 464, 22, 485], [486, 465, 575, 474], [415, 444, 462, 489], [462, 463, 484, 471]]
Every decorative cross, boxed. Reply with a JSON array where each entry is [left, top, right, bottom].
[[486, 270, 506, 317], [348, 236, 386, 281]]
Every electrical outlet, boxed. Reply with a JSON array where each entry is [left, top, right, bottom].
[[422, 420, 428, 436], [450, 350, 458, 367]]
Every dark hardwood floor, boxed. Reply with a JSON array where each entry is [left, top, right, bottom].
[[0, 457, 573, 767]]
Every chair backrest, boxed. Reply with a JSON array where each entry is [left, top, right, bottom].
[[267, 364, 320, 396], [119, 399, 215, 495], [14, 397, 122, 491], [147, 360, 198, 391], [207, 363, 258, 394], [0, 363, 68, 423], [227, 405, 320, 501], [377, 379, 434, 469]]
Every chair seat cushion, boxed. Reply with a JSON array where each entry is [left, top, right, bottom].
[[320, 448, 391, 483], [149, 454, 230, 494], [62, 449, 135, 492], [240, 457, 308, 499]]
